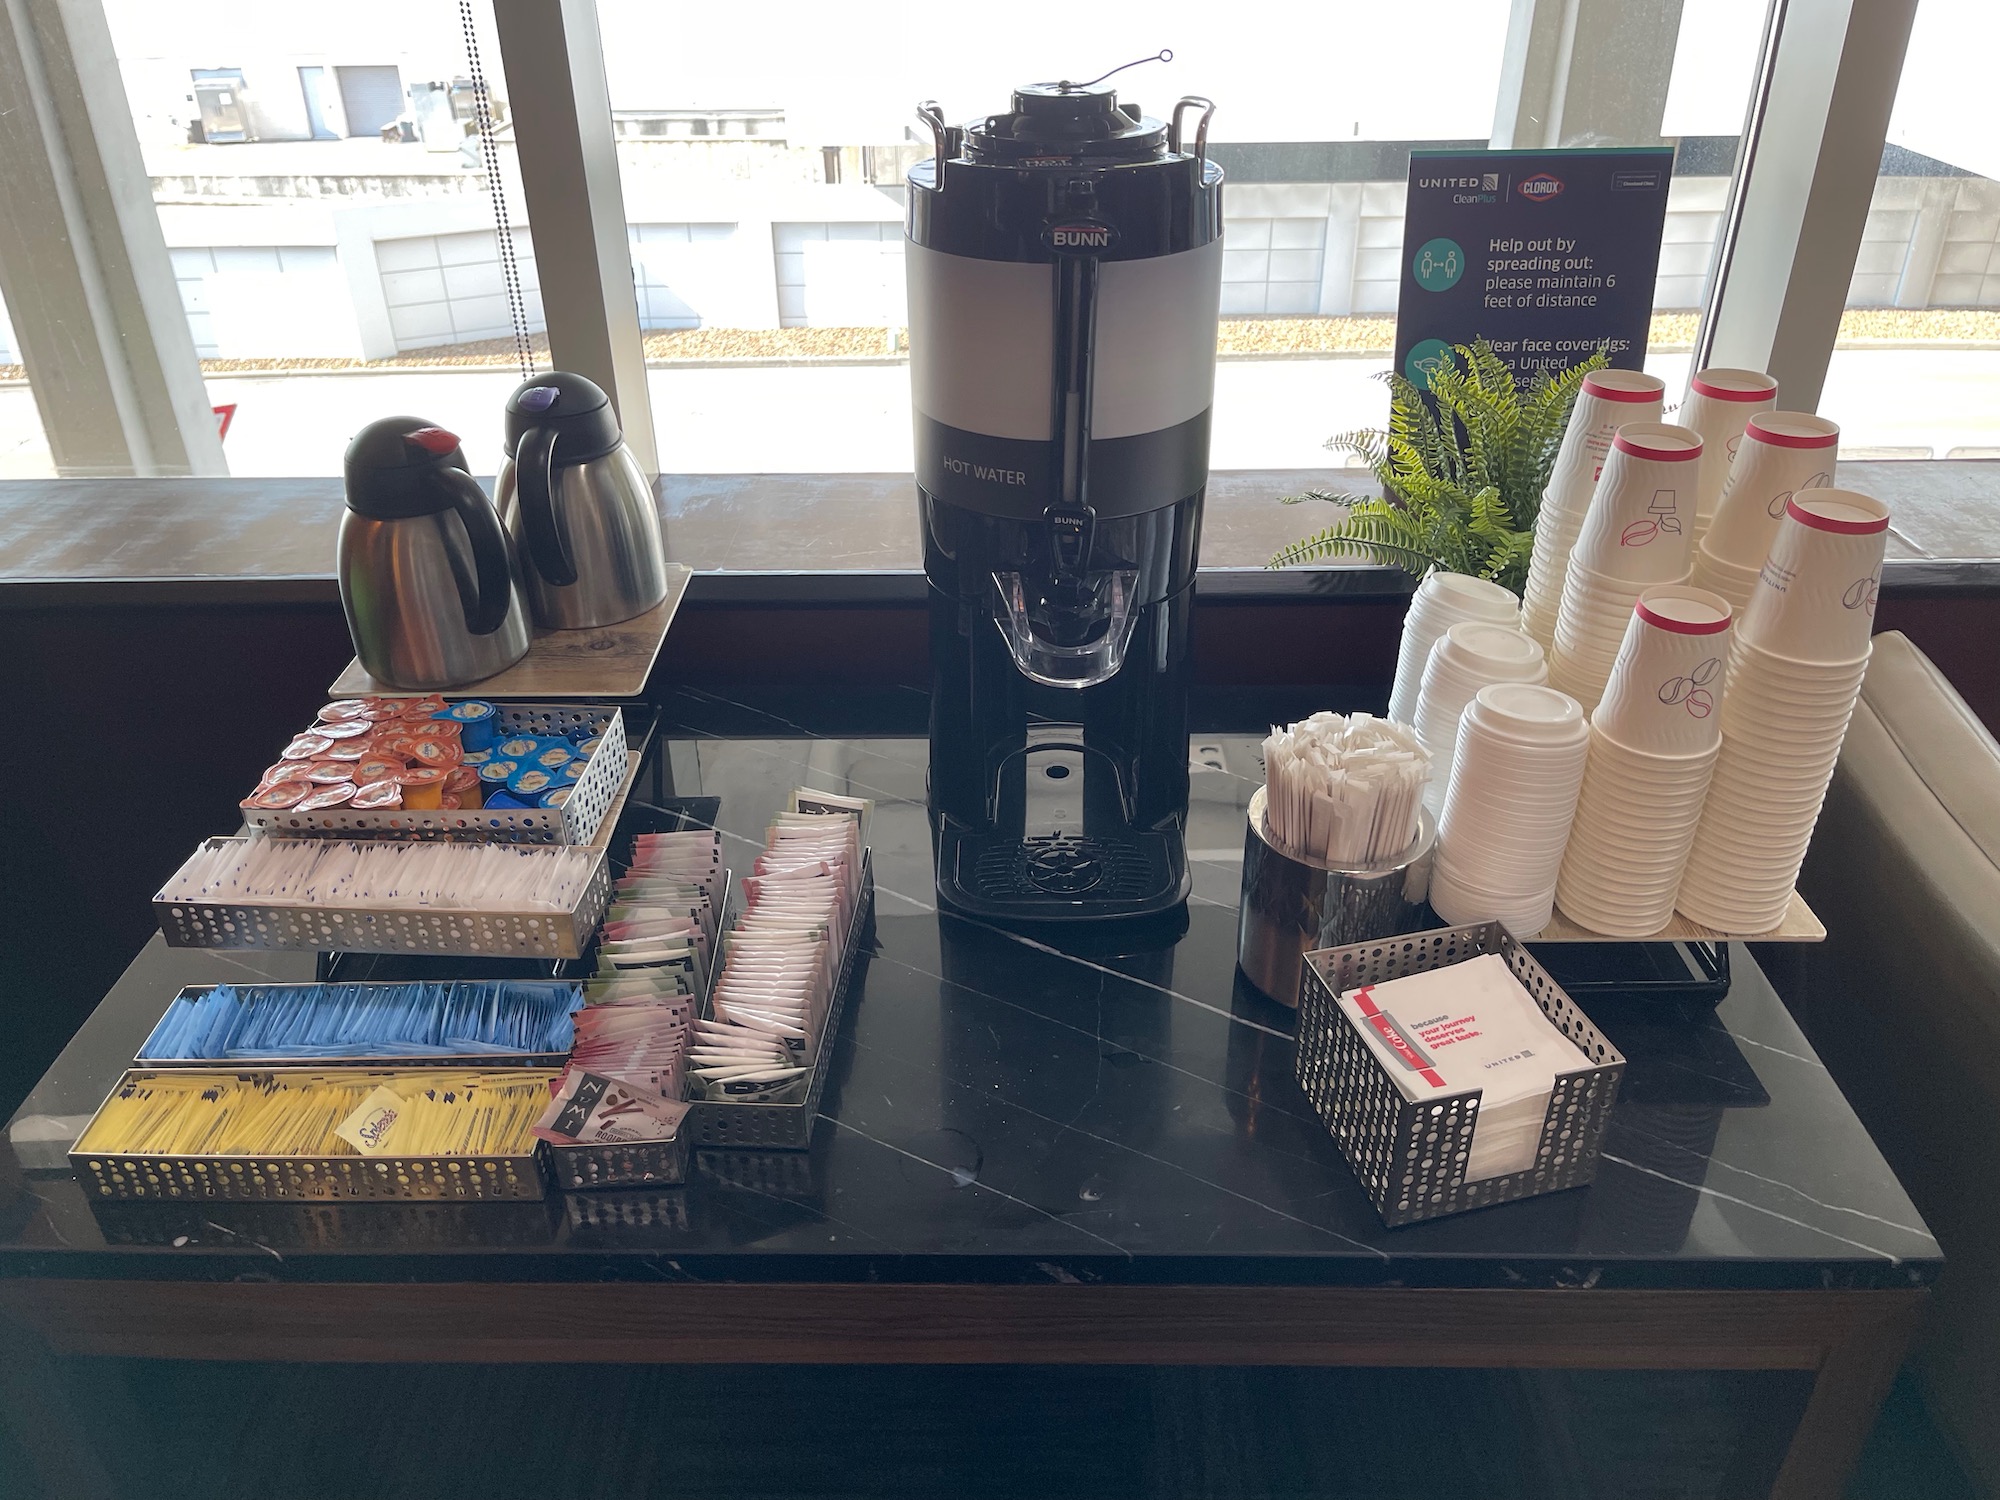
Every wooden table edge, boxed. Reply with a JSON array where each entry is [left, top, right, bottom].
[[0, 1279, 1923, 1367]]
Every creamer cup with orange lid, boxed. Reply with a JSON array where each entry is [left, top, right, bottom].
[[400, 697, 447, 721], [324, 740, 368, 762], [398, 766, 447, 809], [296, 782, 358, 811], [246, 782, 309, 810], [356, 755, 404, 784], [314, 719, 371, 741], [440, 793, 463, 810], [282, 733, 335, 761], [350, 779, 403, 810], [257, 761, 315, 790], [302, 762, 356, 784], [408, 736, 463, 769], [318, 699, 372, 722]]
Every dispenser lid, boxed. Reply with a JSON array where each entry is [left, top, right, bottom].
[[965, 83, 1166, 164], [343, 417, 473, 519], [503, 370, 623, 463]]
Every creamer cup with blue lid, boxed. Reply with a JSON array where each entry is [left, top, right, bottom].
[[437, 699, 499, 751], [478, 758, 519, 785], [559, 759, 587, 784], [540, 786, 573, 808], [533, 742, 575, 772], [497, 735, 539, 760], [508, 766, 555, 797]]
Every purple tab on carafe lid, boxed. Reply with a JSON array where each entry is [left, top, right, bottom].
[[519, 386, 560, 413]]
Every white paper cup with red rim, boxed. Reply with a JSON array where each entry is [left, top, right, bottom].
[[1689, 541, 1766, 616], [1590, 585, 1732, 757], [1739, 490, 1889, 667], [1569, 423, 1704, 585], [1681, 369, 1778, 535], [1698, 412, 1840, 573]]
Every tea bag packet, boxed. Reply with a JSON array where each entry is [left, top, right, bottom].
[[1337, 954, 1587, 1182], [533, 1071, 690, 1146]]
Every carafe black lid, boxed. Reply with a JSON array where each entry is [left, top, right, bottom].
[[343, 417, 473, 519], [503, 370, 623, 463], [965, 83, 1166, 164]]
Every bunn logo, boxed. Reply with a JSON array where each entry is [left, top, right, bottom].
[[1518, 172, 1564, 202], [1043, 220, 1118, 253]]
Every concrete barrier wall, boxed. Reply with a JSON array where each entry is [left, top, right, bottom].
[[1, 171, 1994, 365]]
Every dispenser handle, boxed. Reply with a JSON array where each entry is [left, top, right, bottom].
[[432, 466, 516, 637], [915, 101, 949, 191], [1168, 96, 1216, 167], [513, 424, 578, 587]]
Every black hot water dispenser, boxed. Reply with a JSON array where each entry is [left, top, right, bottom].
[[906, 79, 1222, 921]]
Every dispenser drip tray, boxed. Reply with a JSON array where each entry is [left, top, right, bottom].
[[939, 825, 1188, 920]]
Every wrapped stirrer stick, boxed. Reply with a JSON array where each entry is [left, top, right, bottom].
[[1261, 713, 1431, 864]]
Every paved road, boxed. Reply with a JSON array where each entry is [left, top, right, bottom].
[[2, 347, 1995, 480]]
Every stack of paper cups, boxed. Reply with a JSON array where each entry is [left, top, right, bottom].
[[1680, 368, 1778, 546], [1430, 683, 1590, 935], [1690, 412, 1838, 614], [1548, 423, 1700, 713], [1678, 490, 1889, 933], [1413, 621, 1547, 819], [1387, 571, 1521, 728], [1555, 586, 1731, 937], [1521, 371, 1665, 651]]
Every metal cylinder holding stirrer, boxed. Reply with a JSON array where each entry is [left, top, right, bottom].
[[1236, 714, 1437, 1007]]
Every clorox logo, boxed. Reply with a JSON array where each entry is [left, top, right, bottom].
[[1518, 173, 1565, 202], [1043, 221, 1118, 253]]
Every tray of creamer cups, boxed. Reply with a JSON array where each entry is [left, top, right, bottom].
[[1522, 370, 1665, 652], [1387, 571, 1521, 728], [1678, 489, 1889, 934], [1548, 422, 1702, 715], [1429, 682, 1590, 935], [1690, 412, 1838, 615], [1679, 369, 1778, 546], [1412, 620, 1548, 818], [1554, 586, 1732, 938]]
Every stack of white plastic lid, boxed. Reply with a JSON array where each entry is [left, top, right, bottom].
[[1386, 571, 1521, 729], [1412, 621, 1547, 819], [1678, 489, 1889, 932], [1521, 370, 1664, 652], [1547, 423, 1702, 713], [1430, 682, 1590, 935], [1555, 585, 1732, 937]]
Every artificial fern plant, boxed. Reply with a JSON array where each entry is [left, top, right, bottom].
[[1269, 339, 1608, 594]]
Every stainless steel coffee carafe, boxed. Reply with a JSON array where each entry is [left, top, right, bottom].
[[496, 371, 668, 630], [337, 418, 531, 690]]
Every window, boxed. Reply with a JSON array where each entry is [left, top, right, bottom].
[[594, 0, 1768, 480], [1821, 0, 2000, 469], [0, 0, 528, 479]]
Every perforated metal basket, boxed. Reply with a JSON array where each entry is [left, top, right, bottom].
[[683, 851, 874, 1151], [1297, 922, 1625, 1227], [155, 838, 611, 959], [244, 705, 626, 845], [71, 1067, 555, 1203]]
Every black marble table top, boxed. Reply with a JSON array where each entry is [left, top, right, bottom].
[[0, 687, 1940, 1291]]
